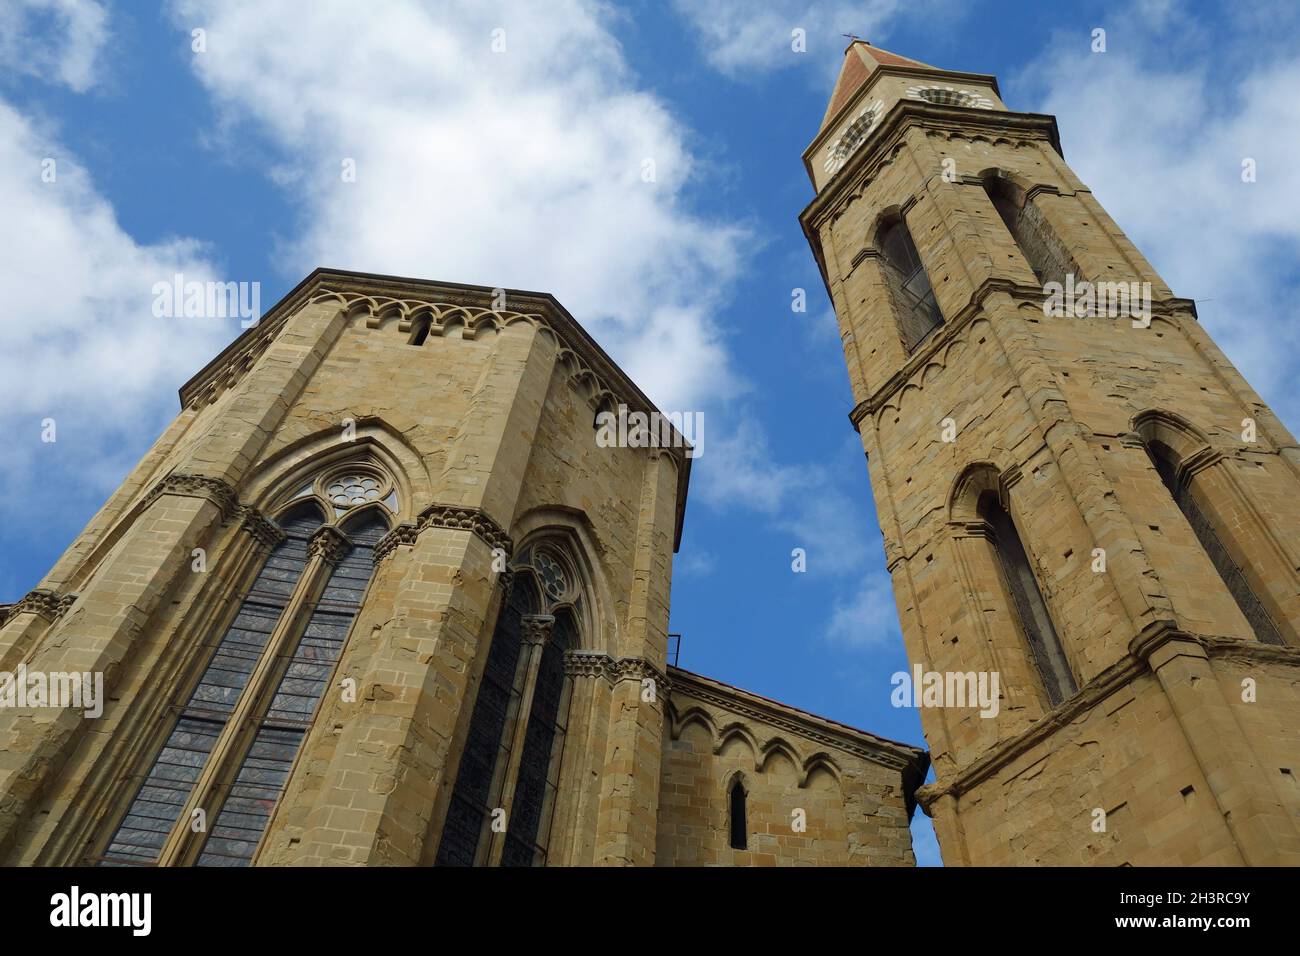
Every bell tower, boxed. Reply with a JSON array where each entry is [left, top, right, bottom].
[[802, 41, 1300, 865]]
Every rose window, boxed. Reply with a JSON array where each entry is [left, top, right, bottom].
[[326, 475, 383, 508]]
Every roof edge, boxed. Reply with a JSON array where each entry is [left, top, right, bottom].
[[177, 267, 692, 551]]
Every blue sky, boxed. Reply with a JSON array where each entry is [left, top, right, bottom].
[[2, 0, 1298, 867]]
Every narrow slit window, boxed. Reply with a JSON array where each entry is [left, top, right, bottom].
[[729, 779, 747, 850]]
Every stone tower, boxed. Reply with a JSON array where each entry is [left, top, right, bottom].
[[0, 268, 926, 866], [801, 42, 1300, 865]]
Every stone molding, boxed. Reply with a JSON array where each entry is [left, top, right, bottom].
[[141, 472, 240, 521], [563, 651, 670, 691], [372, 506, 515, 566], [916, 622, 1299, 810], [669, 667, 923, 774], [846, 278, 1201, 430], [418, 503, 513, 556], [373, 522, 420, 563]]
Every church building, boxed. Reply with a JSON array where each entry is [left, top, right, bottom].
[[0, 41, 1296, 867]]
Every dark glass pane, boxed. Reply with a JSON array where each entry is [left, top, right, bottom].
[[194, 512, 387, 866], [502, 615, 574, 867], [98, 507, 323, 866], [983, 498, 1076, 706]]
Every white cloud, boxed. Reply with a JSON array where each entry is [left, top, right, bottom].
[[824, 569, 900, 648], [0, 0, 109, 92], [671, 0, 907, 78], [1020, 1, 1300, 425], [168, 0, 748, 415], [0, 97, 232, 496]]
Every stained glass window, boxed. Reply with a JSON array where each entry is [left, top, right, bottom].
[[501, 612, 574, 867], [435, 578, 535, 866], [195, 512, 388, 866], [99, 505, 323, 866]]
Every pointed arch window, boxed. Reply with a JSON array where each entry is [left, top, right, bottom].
[[878, 217, 943, 352], [982, 174, 1078, 288], [436, 544, 583, 867], [728, 777, 748, 850], [979, 491, 1077, 706], [97, 463, 397, 866], [1146, 442, 1285, 646]]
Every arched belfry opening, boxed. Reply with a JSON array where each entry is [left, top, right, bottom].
[[1141, 435, 1285, 647], [981, 172, 1078, 288], [977, 489, 1077, 706], [877, 215, 944, 352]]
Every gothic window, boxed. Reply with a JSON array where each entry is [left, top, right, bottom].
[[435, 578, 534, 867], [729, 778, 748, 850], [980, 492, 1077, 706], [878, 217, 944, 352], [982, 174, 1078, 287], [97, 463, 396, 867], [436, 544, 583, 867], [1147, 443, 1285, 646]]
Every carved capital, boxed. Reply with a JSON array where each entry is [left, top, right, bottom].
[[308, 526, 352, 567], [560, 651, 669, 691], [238, 506, 285, 552], [521, 614, 556, 646]]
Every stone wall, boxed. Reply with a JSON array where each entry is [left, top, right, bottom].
[[655, 668, 926, 866]]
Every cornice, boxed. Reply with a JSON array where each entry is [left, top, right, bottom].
[[1, 587, 77, 626], [373, 522, 420, 563], [916, 624, 1299, 810], [175, 268, 692, 553], [667, 665, 927, 775], [846, 279, 1201, 430], [802, 102, 1063, 232], [418, 503, 513, 556]]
